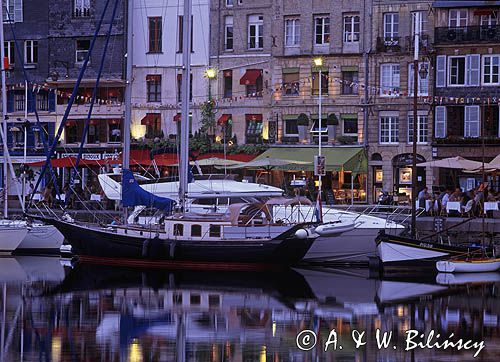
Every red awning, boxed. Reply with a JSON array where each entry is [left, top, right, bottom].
[[223, 70, 232, 77], [65, 120, 77, 127], [173, 113, 181, 122], [217, 114, 231, 125], [108, 119, 121, 125], [146, 74, 161, 81], [26, 157, 103, 168], [177, 74, 182, 81], [240, 69, 261, 85], [141, 113, 160, 126], [153, 153, 179, 166], [245, 114, 263, 122], [89, 120, 99, 126]]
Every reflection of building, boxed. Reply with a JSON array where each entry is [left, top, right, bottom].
[[368, 0, 434, 202], [431, 1, 500, 192]]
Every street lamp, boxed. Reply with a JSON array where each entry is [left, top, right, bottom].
[[313, 57, 324, 222], [204, 67, 217, 99]]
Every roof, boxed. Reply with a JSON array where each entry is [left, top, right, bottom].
[[433, 1, 500, 8], [254, 147, 367, 173]]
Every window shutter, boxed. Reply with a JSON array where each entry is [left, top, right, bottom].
[[27, 90, 35, 113], [47, 122, 55, 144], [7, 91, 14, 113], [48, 90, 56, 112], [26, 123, 35, 148], [435, 106, 446, 138], [436, 55, 446, 87], [14, 0, 23, 22], [466, 54, 480, 86], [464, 105, 480, 137]]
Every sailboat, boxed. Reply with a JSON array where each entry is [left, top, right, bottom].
[[34, 0, 319, 267]]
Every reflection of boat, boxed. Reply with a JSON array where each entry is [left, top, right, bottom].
[[376, 279, 449, 304], [436, 272, 500, 285], [437, 258, 500, 273], [15, 255, 66, 282], [0, 257, 28, 282]]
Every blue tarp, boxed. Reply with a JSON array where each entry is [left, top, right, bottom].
[[121, 169, 175, 211]]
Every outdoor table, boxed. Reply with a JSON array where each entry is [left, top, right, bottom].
[[32, 193, 42, 201], [446, 201, 461, 214], [484, 201, 499, 212]]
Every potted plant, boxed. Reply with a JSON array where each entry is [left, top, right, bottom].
[[297, 113, 309, 143], [326, 113, 338, 143]]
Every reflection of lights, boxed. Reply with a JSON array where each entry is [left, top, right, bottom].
[[399, 319, 410, 333], [51, 336, 62, 362], [260, 345, 267, 362], [272, 321, 276, 337], [128, 339, 143, 362], [397, 306, 405, 317], [212, 344, 218, 361], [374, 318, 381, 330], [225, 341, 231, 359]]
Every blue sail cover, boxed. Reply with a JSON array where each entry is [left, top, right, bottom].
[[122, 169, 175, 211]]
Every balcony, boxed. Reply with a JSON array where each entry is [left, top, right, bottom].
[[435, 25, 500, 44], [376, 37, 402, 53]]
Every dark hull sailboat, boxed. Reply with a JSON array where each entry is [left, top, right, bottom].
[[375, 231, 489, 267], [45, 218, 317, 268]]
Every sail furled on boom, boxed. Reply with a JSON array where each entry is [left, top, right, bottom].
[[121, 169, 175, 212]]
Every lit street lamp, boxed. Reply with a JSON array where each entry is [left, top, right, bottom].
[[204, 67, 217, 99], [313, 57, 325, 222]]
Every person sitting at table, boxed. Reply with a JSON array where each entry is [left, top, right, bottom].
[[440, 188, 451, 210], [449, 188, 462, 202], [417, 186, 431, 210]]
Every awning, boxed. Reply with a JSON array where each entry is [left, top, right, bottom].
[[89, 120, 99, 126], [26, 157, 103, 168], [65, 120, 77, 127], [254, 147, 368, 173], [146, 74, 161, 81], [173, 113, 181, 122], [240, 69, 261, 85], [141, 113, 160, 126], [217, 114, 231, 125], [108, 119, 121, 125], [245, 114, 263, 122], [433, 1, 500, 8]]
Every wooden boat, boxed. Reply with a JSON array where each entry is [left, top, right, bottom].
[[436, 258, 500, 273]]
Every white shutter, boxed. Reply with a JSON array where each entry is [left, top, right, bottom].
[[464, 105, 480, 137], [435, 106, 446, 138], [466, 54, 480, 86], [408, 64, 414, 95], [436, 55, 446, 87], [14, 0, 22, 22]]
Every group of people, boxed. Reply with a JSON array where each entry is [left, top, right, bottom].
[[39, 181, 105, 208], [417, 182, 498, 216]]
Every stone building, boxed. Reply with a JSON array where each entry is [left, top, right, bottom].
[[431, 0, 500, 192], [130, 0, 210, 147], [47, 0, 126, 173], [367, 0, 434, 202]]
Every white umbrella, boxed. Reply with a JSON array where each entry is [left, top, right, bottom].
[[417, 156, 483, 170]]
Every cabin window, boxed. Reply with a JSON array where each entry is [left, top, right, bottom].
[[174, 224, 184, 236], [190, 294, 201, 305], [173, 293, 182, 304], [209, 295, 220, 307], [191, 224, 202, 237], [209, 225, 221, 238]]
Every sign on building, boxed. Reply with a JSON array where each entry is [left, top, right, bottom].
[[314, 155, 326, 176]]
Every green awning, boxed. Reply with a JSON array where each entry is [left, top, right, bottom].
[[254, 147, 367, 173]]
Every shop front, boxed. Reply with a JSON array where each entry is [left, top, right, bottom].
[[392, 153, 426, 200]]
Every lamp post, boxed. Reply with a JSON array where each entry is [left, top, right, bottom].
[[205, 67, 217, 100], [313, 57, 324, 221]]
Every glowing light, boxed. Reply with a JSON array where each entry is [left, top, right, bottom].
[[205, 68, 217, 79], [272, 321, 276, 337], [215, 135, 222, 143], [262, 122, 269, 140], [128, 339, 143, 362], [131, 124, 147, 139], [313, 57, 323, 67], [315, 180, 320, 187], [51, 336, 62, 362], [260, 346, 267, 362]]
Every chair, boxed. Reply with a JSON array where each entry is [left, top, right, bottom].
[[462, 200, 474, 217]]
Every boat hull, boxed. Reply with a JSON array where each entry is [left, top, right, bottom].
[[436, 259, 500, 273], [47, 219, 316, 266], [375, 232, 487, 266], [0, 226, 28, 254], [16, 225, 65, 253]]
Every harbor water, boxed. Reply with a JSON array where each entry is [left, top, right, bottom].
[[0, 256, 499, 361]]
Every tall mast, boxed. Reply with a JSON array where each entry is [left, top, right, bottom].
[[411, 12, 421, 239], [179, 0, 193, 211], [0, 4, 8, 218]]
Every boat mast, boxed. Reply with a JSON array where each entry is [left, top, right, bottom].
[[411, 12, 421, 239], [179, 0, 193, 211], [0, 3, 7, 218], [122, 0, 134, 222]]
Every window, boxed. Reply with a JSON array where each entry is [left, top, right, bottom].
[[384, 13, 399, 41], [285, 18, 300, 46], [311, 71, 328, 95], [2, 0, 22, 23], [209, 225, 221, 238], [379, 115, 399, 144], [314, 16, 330, 45], [226, 0, 233, 6], [143, 113, 161, 139], [449, 9, 467, 27], [449, 55, 480, 86], [36, 92, 48, 111], [282, 69, 299, 96], [108, 120, 121, 143], [224, 16, 233, 50], [343, 15, 360, 43], [408, 115, 428, 143], [190, 294, 201, 305], [13, 91, 24, 111], [245, 73, 262, 97], [75, 39, 90, 63], [65, 122, 78, 144], [245, 115, 263, 143], [223, 70, 232, 98], [342, 116, 358, 136], [284, 117, 298, 136], [191, 224, 202, 237], [341, 71, 358, 95], [4, 41, 14, 65], [146, 75, 161, 102], [435, 106, 447, 138], [177, 16, 194, 52], [411, 11, 426, 36], [408, 62, 429, 96], [74, 0, 90, 17], [87, 121, 100, 144], [208, 295, 220, 307], [24, 40, 37, 64], [173, 224, 184, 236], [248, 15, 263, 49], [436, 55, 446, 87], [481, 12, 498, 27], [380, 64, 400, 96], [483, 55, 500, 85], [148, 17, 162, 53], [464, 105, 480, 137], [177, 74, 193, 102]]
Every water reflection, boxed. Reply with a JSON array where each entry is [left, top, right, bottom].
[[0, 257, 499, 361]]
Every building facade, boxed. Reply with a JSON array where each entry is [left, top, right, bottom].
[[367, 0, 434, 202], [431, 1, 500, 192], [130, 0, 210, 147]]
